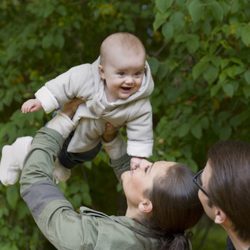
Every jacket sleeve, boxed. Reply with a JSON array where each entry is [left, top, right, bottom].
[[20, 115, 91, 249], [35, 64, 91, 113], [126, 99, 153, 158]]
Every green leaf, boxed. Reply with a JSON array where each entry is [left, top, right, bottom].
[[218, 126, 232, 140], [155, 0, 174, 12], [209, 1, 224, 22], [162, 22, 174, 40], [240, 25, 250, 46], [210, 83, 221, 97], [230, 0, 240, 13], [84, 161, 92, 170], [53, 32, 64, 49], [81, 182, 92, 205], [6, 186, 18, 209], [43, 2, 55, 18], [220, 59, 230, 69], [244, 70, 250, 84], [200, 117, 209, 129], [148, 57, 159, 75], [186, 35, 199, 53], [243, 85, 250, 98], [177, 123, 190, 137], [188, 0, 204, 23], [0, 244, 18, 250], [171, 11, 185, 32], [230, 111, 250, 128], [192, 57, 209, 79], [203, 64, 219, 84], [222, 83, 234, 97], [226, 65, 245, 78], [17, 202, 29, 220], [191, 123, 202, 139], [42, 34, 53, 49], [57, 5, 67, 16], [153, 11, 170, 30]]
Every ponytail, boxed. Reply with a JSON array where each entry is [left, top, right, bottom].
[[160, 232, 192, 250]]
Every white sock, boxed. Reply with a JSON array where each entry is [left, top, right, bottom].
[[0, 136, 33, 186]]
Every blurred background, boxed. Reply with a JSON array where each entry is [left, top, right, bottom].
[[1, 0, 250, 249]]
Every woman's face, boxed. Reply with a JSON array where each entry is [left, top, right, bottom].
[[121, 160, 176, 207]]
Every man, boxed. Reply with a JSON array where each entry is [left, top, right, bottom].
[[193, 141, 250, 250]]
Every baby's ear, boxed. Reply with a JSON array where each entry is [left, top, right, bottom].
[[98, 65, 105, 79]]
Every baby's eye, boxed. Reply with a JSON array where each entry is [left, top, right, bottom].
[[134, 71, 144, 77], [117, 72, 125, 76], [144, 166, 149, 173]]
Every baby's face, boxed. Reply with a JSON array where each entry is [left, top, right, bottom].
[[99, 47, 145, 102]]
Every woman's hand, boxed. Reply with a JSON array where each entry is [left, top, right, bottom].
[[102, 122, 118, 143], [62, 98, 84, 119]]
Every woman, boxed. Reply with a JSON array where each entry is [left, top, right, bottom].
[[19, 100, 203, 250]]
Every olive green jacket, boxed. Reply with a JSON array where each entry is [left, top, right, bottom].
[[20, 116, 161, 249]]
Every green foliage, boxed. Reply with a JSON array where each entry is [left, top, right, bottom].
[[0, 0, 249, 248], [192, 216, 227, 250], [0, 0, 154, 248], [151, 0, 250, 169]]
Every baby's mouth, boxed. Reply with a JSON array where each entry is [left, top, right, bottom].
[[121, 86, 132, 91]]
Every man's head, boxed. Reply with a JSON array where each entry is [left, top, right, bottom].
[[198, 141, 250, 242], [99, 32, 146, 102]]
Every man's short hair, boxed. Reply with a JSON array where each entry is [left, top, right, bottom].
[[207, 140, 250, 241]]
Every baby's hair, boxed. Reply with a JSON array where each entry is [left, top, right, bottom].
[[100, 32, 146, 64]]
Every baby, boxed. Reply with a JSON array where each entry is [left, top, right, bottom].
[[0, 32, 154, 185]]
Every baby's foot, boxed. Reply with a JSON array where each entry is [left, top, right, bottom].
[[0, 136, 32, 186]]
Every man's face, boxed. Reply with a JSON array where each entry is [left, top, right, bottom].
[[198, 161, 217, 220], [99, 46, 145, 102]]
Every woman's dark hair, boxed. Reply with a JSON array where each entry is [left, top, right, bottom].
[[207, 140, 250, 242], [144, 163, 203, 250]]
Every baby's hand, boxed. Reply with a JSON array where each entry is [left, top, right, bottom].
[[21, 99, 42, 113], [130, 157, 144, 170]]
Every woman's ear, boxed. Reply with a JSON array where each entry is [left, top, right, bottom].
[[98, 65, 105, 80], [138, 199, 153, 214]]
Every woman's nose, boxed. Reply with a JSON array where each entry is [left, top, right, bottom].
[[139, 159, 152, 170]]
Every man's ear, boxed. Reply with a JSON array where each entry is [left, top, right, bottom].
[[138, 199, 153, 214], [214, 207, 227, 225], [98, 65, 105, 79]]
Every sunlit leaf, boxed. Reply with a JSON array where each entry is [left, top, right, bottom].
[[162, 22, 174, 40], [155, 0, 174, 12], [188, 0, 204, 23], [222, 83, 234, 97]]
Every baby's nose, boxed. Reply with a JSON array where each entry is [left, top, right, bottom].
[[124, 75, 134, 84]]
